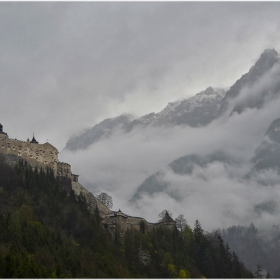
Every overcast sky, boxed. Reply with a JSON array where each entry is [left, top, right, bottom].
[[1, 2, 280, 151]]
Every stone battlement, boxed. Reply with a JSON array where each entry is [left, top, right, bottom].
[[0, 123, 176, 237], [0, 123, 78, 182], [101, 209, 176, 237]]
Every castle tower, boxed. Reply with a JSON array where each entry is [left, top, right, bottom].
[[0, 123, 79, 185], [30, 134, 39, 144], [0, 123, 8, 138]]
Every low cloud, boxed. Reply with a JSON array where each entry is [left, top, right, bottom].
[[1, 3, 280, 151], [230, 62, 280, 114], [60, 88, 280, 231], [137, 162, 280, 231]]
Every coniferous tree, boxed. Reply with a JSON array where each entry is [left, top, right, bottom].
[[0, 160, 254, 278], [254, 264, 264, 279]]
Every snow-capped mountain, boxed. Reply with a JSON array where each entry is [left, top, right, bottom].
[[65, 87, 225, 150], [61, 48, 280, 278], [65, 49, 280, 152], [128, 48, 280, 203], [157, 87, 226, 126], [128, 86, 225, 129]]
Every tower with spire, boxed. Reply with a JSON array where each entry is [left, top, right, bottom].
[[30, 133, 39, 144], [0, 123, 8, 137]]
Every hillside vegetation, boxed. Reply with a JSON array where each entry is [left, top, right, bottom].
[[222, 224, 280, 277], [0, 159, 253, 278]]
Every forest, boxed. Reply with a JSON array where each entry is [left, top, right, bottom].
[[0, 158, 254, 278]]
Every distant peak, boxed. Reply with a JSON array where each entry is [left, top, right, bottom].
[[257, 48, 279, 64], [262, 48, 278, 56], [266, 118, 280, 135], [196, 86, 215, 96], [247, 48, 280, 77], [264, 118, 280, 143], [205, 87, 215, 95]]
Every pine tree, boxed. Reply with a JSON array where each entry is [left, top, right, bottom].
[[254, 264, 263, 279]]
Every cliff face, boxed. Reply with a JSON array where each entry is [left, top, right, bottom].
[[71, 181, 112, 218]]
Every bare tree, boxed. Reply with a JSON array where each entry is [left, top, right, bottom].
[[96, 192, 113, 209], [175, 214, 188, 231], [158, 210, 173, 222]]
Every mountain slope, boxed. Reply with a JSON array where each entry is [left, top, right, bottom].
[[127, 86, 225, 130], [251, 117, 280, 172], [131, 151, 232, 202], [64, 49, 280, 153], [219, 49, 280, 115], [131, 116, 280, 203], [65, 87, 225, 151], [65, 114, 133, 151], [222, 223, 280, 277]]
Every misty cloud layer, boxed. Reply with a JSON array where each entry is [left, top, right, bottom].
[[61, 77, 280, 230], [1, 3, 280, 150], [2, 3, 280, 231]]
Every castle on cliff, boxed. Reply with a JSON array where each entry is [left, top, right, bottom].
[[0, 123, 78, 182], [101, 209, 176, 237], [0, 123, 176, 236]]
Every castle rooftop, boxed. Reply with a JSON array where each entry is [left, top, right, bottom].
[[0, 123, 8, 137], [30, 134, 39, 144]]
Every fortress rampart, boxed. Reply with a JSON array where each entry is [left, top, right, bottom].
[[0, 124, 77, 182], [0, 135, 58, 173], [0, 123, 175, 236], [101, 209, 176, 237]]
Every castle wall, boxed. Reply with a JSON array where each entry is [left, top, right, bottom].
[[101, 212, 176, 237], [0, 134, 59, 174], [57, 162, 72, 179], [0, 126, 176, 237]]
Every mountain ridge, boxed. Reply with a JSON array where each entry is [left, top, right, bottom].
[[64, 49, 280, 152], [219, 48, 280, 115], [64, 86, 225, 151], [251, 117, 280, 173]]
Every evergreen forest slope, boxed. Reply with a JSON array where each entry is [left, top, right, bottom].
[[0, 159, 253, 278]]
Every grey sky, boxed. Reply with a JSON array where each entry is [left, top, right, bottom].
[[1, 2, 280, 151]]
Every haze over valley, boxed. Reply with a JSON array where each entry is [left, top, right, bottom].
[[2, 2, 280, 276], [61, 49, 280, 232]]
